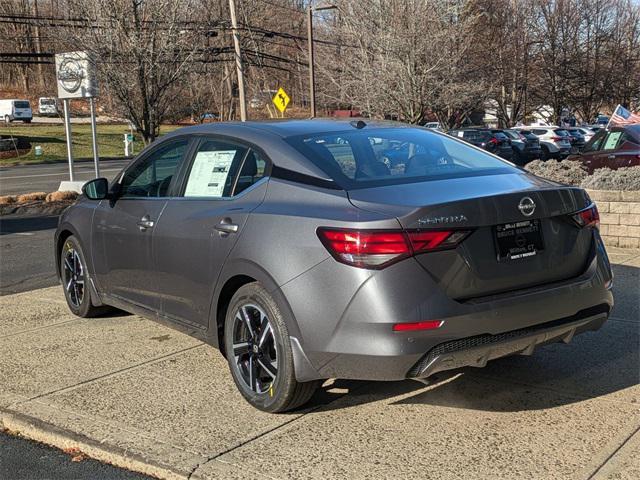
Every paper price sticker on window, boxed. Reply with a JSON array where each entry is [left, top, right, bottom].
[[184, 150, 237, 197]]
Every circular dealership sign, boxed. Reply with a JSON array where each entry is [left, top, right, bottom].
[[57, 58, 86, 94]]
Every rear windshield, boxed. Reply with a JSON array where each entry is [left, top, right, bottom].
[[285, 127, 517, 189], [503, 130, 519, 140], [462, 130, 491, 141], [14, 101, 30, 109], [40, 99, 55, 105]]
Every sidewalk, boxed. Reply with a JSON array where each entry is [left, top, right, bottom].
[[1, 249, 639, 479]]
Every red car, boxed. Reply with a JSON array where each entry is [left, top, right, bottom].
[[571, 125, 640, 173]]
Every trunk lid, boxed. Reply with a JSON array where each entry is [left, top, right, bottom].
[[347, 173, 594, 300]]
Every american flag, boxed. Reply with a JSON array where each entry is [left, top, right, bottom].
[[610, 104, 640, 127]]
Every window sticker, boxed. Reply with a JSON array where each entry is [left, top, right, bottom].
[[603, 132, 622, 150], [184, 150, 237, 197]]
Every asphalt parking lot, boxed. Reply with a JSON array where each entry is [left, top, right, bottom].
[[0, 249, 638, 480]]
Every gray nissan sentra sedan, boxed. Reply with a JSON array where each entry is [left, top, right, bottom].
[[54, 119, 613, 412]]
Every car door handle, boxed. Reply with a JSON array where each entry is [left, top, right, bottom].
[[137, 215, 155, 231], [215, 222, 239, 235]]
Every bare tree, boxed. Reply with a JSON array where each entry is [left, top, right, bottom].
[[319, 0, 488, 127], [66, 0, 208, 143]]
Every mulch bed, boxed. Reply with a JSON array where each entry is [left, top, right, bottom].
[[0, 200, 76, 217]]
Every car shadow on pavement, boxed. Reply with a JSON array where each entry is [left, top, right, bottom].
[[0, 215, 59, 235]]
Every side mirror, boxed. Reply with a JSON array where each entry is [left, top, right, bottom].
[[82, 177, 109, 200]]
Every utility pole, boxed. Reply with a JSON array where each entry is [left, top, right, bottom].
[[228, 0, 247, 121], [307, 4, 337, 118], [307, 5, 316, 117], [32, 0, 44, 87]]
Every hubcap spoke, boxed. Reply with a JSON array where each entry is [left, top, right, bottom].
[[258, 321, 271, 348], [257, 358, 277, 379], [239, 306, 254, 339], [63, 248, 84, 308], [233, 341, 250, 357], [232, 303, 278, 394]]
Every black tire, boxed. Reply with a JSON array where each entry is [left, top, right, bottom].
[[60, 235, 111, 318], [224, 282, 320, 413], [3, 115, 9, 124], [540, 145, 550, 161], [24, 119, 31, 124]]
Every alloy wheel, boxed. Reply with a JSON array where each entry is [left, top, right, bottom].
[[62, 245, 85, 308], [231, 303, 278, 394]]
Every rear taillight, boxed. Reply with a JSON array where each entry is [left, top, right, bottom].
[[317, 228, 471, 269], [572, 204, 600, 230], [551, 136, 564, 142], [488, 137, 499, 145]]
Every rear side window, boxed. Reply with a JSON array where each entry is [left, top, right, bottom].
[[602, 131, 623, 150], [532, 129, 547, 135], [285, 127, 517, 189], [554, 129, 570, 136]]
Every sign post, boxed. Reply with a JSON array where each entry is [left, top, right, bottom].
[[89, 97, 100, 177], [62, 98, 74, 181], [55, 51, 99, 191]]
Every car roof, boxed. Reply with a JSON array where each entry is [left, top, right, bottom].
[[155, 118, 417, 182], [170, 118, 409, 139]]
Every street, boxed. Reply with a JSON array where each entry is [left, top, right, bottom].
[[0, 215, 59, 295], [0, 159, 130, 196], [0, 430, 151, 480]]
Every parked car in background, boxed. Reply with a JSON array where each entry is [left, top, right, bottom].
[[503, 129, 542, 165], [569, 124, 640, 173], [56, 119, 613, 412], [0, 99, 32, 123], [565, 129, 586, 153], [448, 128, 513, 160], [422, 122, 442, 130], [38, 97, 59, 116], [567, 127, 596, 143], [517, 126, 572, 160], [593, 115, 610, 127]]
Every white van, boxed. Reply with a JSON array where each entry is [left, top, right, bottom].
[[38, 97, 59, 116], [0, 99, 33, 123]]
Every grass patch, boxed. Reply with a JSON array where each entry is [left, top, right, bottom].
[[0, 123, 181, 165]]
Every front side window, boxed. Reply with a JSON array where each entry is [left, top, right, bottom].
[[584, 130, 606, 152], [286, 127, 517, 189], [183, 140, 267, 198], [120, 139, 188, 198]]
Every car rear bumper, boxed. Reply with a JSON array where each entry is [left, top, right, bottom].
[[407, 305, 608, 378], [284, 234, 613, 382]]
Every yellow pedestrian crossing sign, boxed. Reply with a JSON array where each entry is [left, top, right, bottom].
[[272, 87, 290, 113]]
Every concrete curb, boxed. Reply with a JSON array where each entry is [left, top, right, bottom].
[[0, 408, 190, 480]]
